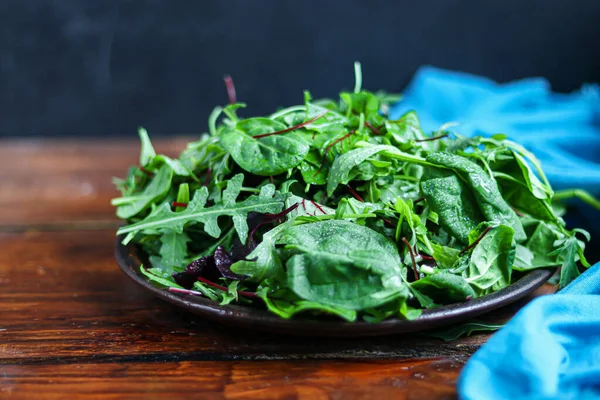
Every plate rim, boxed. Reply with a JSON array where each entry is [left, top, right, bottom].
[[115, 238, 554, 337]]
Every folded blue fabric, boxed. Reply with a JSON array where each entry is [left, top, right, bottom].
[[389, 66, 600, 194], [457, 263, 600, 400], [389, 67, 600, 399]]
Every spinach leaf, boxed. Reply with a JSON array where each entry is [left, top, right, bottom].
[[421, 167, 483, 243], [260, 287, 357, 321], [279, 220, 408, 310], [411, 273, 476, 304], [287, 252, 406, 310], [426, 152, 526, 242], [513, 244, 535, 271], [463, 224, 516, 294], [220, 118, 309, 176], [326, 145, 397, 196], [278, 220, 403, 279]]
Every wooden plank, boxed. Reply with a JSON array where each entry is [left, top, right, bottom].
[[0, 229, 527, 364], [0, 138, 190, 227], [0, 359, 464, 399]]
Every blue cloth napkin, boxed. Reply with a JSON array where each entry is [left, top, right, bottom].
[[389, 67, 600, 399], [389, 66, 600, 194], [458, 263, 600, 400]]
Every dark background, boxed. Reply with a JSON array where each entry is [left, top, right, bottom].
[[1, 0, 599, 137]]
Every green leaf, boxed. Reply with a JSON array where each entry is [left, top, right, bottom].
[[431, 242, 461, 269], [117, 174, 285, 244], [386, 111, 425, 142], [513, 244, 535, 271], [220, 118, 310, 176], [159, 231, 190, 272], [522, 221, 562, 269], [230, 222, 289, 283], [326, 145, 403, 196], [140, 265, 182, 289], [491, 150, 555, 221], [549, 235, 584, 288], [463, 225, 516, 294], [298, 149, 327, 185], [426, 152, 526, 242], [279, 220, 408, 310], [421, 167, 483, 243], [423, 321, 503, 341], [287, 252, 405, 310], [285, 195, 335, 219], [150, 155, 198, 179], [175, 183, 190, 212], [393, 198, 425, 246], [259, 288, 357, 322], [138, 127, 156, 166], [114, 165, 173, 219], [411, 273, 476, 304]]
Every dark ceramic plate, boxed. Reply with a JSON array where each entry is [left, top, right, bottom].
[[116, 239, 553, 337]]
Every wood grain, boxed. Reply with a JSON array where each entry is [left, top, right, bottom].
[[0, 138, 190, 228], [0, 359, 464, 400]]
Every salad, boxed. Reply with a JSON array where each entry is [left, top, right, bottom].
[[112, 63, 595, 322]]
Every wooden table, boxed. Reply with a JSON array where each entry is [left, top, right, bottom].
[[0, 138, 553, 399]]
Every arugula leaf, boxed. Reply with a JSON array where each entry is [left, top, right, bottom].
[[550, 234, 589, 288], [113, 164, 173, 219], [522, 221, 562, 269], [159, 231, 190, 272], [117, 174, 286, 244], [140, 265, 182, 289]]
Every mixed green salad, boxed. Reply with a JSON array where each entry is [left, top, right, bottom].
[[113, 63, 596, 322]]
